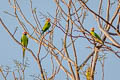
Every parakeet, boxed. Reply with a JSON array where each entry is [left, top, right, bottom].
[[41, 18, 51, 34], [21, 32, 28, 64], [90, 27, 103, 44], [86, 67, 91, 80]]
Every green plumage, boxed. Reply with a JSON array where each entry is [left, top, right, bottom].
[[90, 31, 101, 40], [21, 33, 28, 64], [41, 21, 51, 34], [90, 31, 103, 44]]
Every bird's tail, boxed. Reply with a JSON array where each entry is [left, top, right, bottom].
[[22, 48, 25, 65], [95, 39, 103, 44]]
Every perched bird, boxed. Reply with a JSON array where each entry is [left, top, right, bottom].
[[41, 18, 51, 34], [86, 67, 91, 80], [90, 27, 103, 44], [21, 32, 28, 64]]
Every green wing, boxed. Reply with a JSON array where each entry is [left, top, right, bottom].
[[21, 35, 28, 47], [42, 22, 51, 33], [94, 32, 101, 40], [91, 31, 101, 40], [91, 31, 103, 44]]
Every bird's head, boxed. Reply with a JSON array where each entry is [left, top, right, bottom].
[[23, 32, 28, 35], [46, 18, 51, 22], [91, 27, 94, 32]]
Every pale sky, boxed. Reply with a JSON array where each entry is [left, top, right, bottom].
[[0, 0, 119, 80]]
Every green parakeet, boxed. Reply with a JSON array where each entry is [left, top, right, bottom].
[[86, 67, 91, 80], [90, 27, 103, 44], [21, 32, 28, 64], [41, 18, 51, 34]]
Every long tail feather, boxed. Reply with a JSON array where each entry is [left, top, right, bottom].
[[23, 48, 25, 65]]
